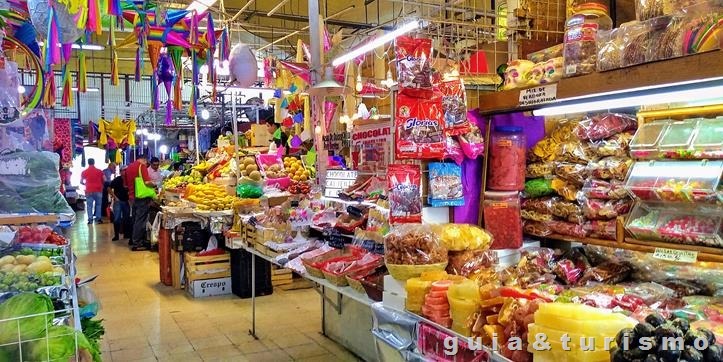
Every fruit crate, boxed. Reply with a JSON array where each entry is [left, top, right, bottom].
[[184, 252, 231, 282], [271, 266, 293, 286]]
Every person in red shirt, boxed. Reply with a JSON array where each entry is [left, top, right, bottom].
[[80, 158, 105, 224], [124, 155, 156, 251]]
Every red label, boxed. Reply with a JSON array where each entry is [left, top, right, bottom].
[[565, 23, 599, 42]]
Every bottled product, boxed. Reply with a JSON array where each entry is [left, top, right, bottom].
[[488, 126, 526, 191], [563, 3, 613, 77], [483, 191, 523, 249]]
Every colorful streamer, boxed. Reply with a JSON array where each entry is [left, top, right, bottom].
[[78, 51, 87, 93], [220, 27, 230, 62], [44, 6, 61, 70], [61, 65, 73, 107], [168, 46, 184, 110]]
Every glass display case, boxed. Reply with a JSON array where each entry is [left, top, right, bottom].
[[629, 121, 669, 159], [691, 117, 723, 159], [625, 201, 722, 248], [624, 160, 723, 203]]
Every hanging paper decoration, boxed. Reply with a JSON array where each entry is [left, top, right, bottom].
[[27, 0, 81, 44], [229, 43, 258, 87], [109, 18, 120, 86], [43, 6, 61, 70], [61, 66, 72, 107], [53, 118, 72, 163], [88, 122, 99, 144], [43, 73, 56, 107], [78, 51, 87, 93], [220, 27, 230, 62], [147, 42, 162, 109], [324, 101, 337, 131], [157, 53, 176, 125], [97, 117, 136, 163], [86, 0, 102, 34], [277, 60, 310, 84], [167, 46, 184, 110]]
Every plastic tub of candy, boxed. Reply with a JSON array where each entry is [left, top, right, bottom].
[[629, 120, 668, 159], [658, 119, 698, 159], [624, 160, 723, 203], [483, 191, 523, 249], [487, 126, 526, 191], [625, 202, 663, 240], [691, 117, 723, 159], [625, 202, 723, 248]]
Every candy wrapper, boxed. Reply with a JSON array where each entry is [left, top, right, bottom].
[[395, 36, 433, 95], [574, 113, 637, 141], [554, 162, 590, 185], [582, 198, 633, 220], [395, 94, 445, 159], [428, 162, 464, 207], [457, 124, 485, 159], [581, 179, 628, 199], [444, 136, 464, 165], [439, 80, 470, 135], [388, 164, 422, 224]]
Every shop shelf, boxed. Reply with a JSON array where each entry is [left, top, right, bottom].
[[624, 160, 723, 203], [629, 121, 669, 159], [691, 117, 723, 159], [658, 119, 698, 159], [625, 202, 722, 249]]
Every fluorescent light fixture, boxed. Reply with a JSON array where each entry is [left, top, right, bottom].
[[332, 20, 421, 67], [267, 0, 289, 16], [58, 87, 100, 92], [187, 0, 217, 13], [533, 79, 723, 116], [200, 109, 210, 120], [38, 42, 104, 51], [159, 145, 169, 154]]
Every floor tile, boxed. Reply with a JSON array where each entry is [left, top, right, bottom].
[[243, 350, 293, 362], [283, 343, 329, 359]]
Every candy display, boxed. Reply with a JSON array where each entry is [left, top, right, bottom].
[[457, 124, 485, 160], [422, 280, 452, 327], [433, 224, 493, 251], [428, 162, 464, 207], [395, 36, 433, 93], [582, 197, 633, 220], [556, 141, 599, 164], [387, 164, 423, 224], [624, 160, 723, 203], [526, 162, 555, 178], [488, 126, 526, 191], [563, 3, 613, 77], [591, 131, 635, 157], [554, 162, 590, 185], [625, 202, 723, 247], [584, 219, 618, 240], [502, 59, 536, 90], [395, 94, 445, 159], [587, 157, 633, 181], [575, 113, 638, 142], [483, 191, 523, 249]]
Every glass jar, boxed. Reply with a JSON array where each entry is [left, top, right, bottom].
[[488, 126, 526, 191], [483, 191, 523, 250], [563, 3, 613, 77]]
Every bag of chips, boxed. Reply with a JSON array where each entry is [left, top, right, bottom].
[[388, 164, 422, 224], [395, 94, 445, 159], [439, 80, 470, 135], [395, 36, 433, 96], [428, 162, 464, 207]]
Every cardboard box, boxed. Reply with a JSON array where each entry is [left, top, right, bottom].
[[187, 277, 232, 298], [383, 275, 407, 297]]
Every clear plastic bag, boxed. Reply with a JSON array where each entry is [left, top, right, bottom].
[[433, 223, 493, 251], [523, 220, 553, 237], [575, 113, 637, 141], [384, 224, 448, 265], [550, 177, 580, 201], [590, 131, 634, 157], [586, 157, 633, 181], [554, 162, 590, 185], [548, 220, 588, 238], [583, 220, 618, 240], [556, 142, 599, 164], [522, 197, 554, 214], [596, 27, 624, 71], [524, 178, 556, 198], [526, 162, 555, 178], [636, 0, 664, 21], [428, 162, 464, 207], [581, 179, 628, 199], [527, 44, 564, 63], [521, 209, 553, 222], [582, 198, 633, 220], [550, 197, 583, 222], [446, 249, 498, 276]]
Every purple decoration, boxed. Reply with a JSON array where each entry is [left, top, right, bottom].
[[453, 157, 484, 225], [290, 135, 302, 148], [157, 54, 176, 125], [490, 111, 545, 149]]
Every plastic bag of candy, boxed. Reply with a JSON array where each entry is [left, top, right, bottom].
[[574, 113, 637, 141], [439, 79, 470, 135], [446, 249, 498, 276], [550, 198, 584, 223], [387, 164, 422, 224], [395, 94, 445, 159], [395, 36, 433, 95], [548, 220, 589, 238], [529, 138, 560, 162], [554, 248, 591, 285], [590, 131, 634, 157], [581, 179, 628, 200], [457, 124, 485, 159], [526, 162, 555, 178], [583, 220, 617, 240], [524, 178, 556, 198], [587, 157, 633, 181], [556, 141, 599, 164], [554, 162, 591, 185], [444, 136, 464, 165], [577, 261, 633, 286], [582, 197, 633, 220], [428, 162, 464, 207], [550, 177, 580, 201], [523, 220, 552, 237], [522, 197, 554, 214]]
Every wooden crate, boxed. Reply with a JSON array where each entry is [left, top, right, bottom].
[[271, 266, 293, 286], [171, 251, 183, 289], [277, 275, 314, 290], [184, 252, 231, 282], [244, 223, 257, 245]]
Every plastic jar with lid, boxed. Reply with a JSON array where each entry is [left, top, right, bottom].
[[563, 3, 613, 77], [488, 126, 526, 191], [483, 191, 523, 250]]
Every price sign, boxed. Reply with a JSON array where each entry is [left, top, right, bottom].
[[652, 248, 698, 263], [361, 239, 385, 255], [323, 227, 349, 249], [518, 84, 557, 107], [324, 170, 358, 198]]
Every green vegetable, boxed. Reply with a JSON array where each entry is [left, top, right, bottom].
[[81, 318, 105, 360], [24, 325, 98, 362], [0, 293, 54, 343]]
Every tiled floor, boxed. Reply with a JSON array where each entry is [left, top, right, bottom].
[[71, 213, 360, 361]]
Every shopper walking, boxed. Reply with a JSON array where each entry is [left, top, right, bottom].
[[102, 162, 116, 220], [125, 155, 155, 251], [80, 158, 105, 224], [147, 157, 164, 186], [109, 168, 130, 241]]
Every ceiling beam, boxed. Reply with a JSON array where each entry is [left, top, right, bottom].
[[238, 10, 393, 30]]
